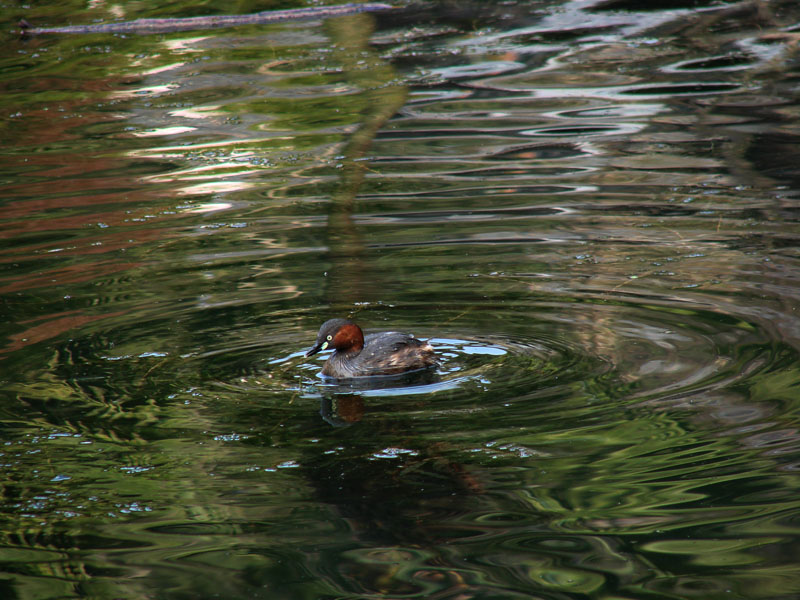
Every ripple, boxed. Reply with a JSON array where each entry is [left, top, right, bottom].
[[665, 54, 756, 73], [619, 82, 742, 97], [5, 1, 800, 598], [204, 289, 791, 426]]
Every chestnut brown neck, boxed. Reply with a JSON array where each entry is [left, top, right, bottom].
[[333, 323, 364, 354]]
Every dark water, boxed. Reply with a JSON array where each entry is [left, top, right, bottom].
[[3, 0, 800, 598]]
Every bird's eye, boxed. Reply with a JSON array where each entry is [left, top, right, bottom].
[[326, 335, 332, 341]]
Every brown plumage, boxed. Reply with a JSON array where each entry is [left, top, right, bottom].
[[306, 319, 436, 378]]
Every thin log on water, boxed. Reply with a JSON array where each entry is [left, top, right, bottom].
[[20, 3, 393, 35]]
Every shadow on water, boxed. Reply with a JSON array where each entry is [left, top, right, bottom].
[[311, 19, 408, 309], [286, 14, 492, 569]]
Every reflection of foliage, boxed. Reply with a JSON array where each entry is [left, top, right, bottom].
[[747, 361, 800, 405], [4, 0, 800, 598]]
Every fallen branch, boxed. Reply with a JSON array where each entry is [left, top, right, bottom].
[[20, 3, 393, 35]]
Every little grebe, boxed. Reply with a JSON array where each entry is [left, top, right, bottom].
[[306, 318, 436, 378]]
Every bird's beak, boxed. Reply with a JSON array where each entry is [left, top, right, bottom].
[[305, 340, 328, 357]]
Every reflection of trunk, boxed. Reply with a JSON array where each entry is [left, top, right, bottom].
[[20, 4, 393, 35], [322, 15, 408, 307]]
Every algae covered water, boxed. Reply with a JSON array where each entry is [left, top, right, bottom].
[[2, 1, 800, 598]]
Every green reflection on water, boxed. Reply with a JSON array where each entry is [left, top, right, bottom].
[[3, 0, 800, 599]]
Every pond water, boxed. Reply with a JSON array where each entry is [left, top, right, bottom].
[[2, 0, 800, 598]]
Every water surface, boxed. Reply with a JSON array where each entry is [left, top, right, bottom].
[[2, 0, 800, 598]]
